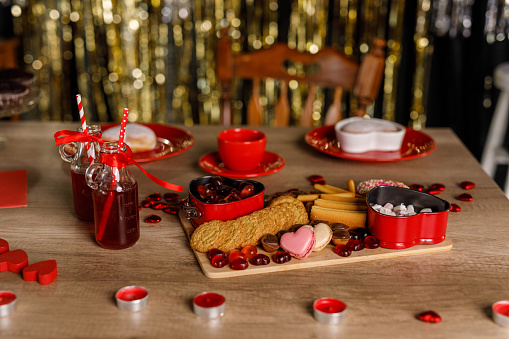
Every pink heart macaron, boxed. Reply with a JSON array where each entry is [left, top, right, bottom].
[[280, 227, 316, 259]]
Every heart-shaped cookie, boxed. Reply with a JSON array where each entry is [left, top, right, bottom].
[[22, 260, 58, 285], [0, 249, 29, 273], [0, 238, 9, 255], [280, 227, 316, 259]]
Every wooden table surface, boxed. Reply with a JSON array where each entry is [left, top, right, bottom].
[[1, 121, 509, 338]]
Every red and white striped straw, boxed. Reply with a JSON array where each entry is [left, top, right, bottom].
[[118, 108, 129, 151], [76, 94, 94, 163]]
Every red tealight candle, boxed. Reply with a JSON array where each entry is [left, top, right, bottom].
[[313, 298, 347, 324], [0, 291, 17, 317], [115, 286, 149, 312], [193, 292, 226, 319], [492, 301, 509, 327]]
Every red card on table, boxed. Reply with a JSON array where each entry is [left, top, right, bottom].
[[0, 170, 27, 208]]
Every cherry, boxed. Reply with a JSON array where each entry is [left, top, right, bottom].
[[225, 188, 241, 202], [241, 245, 257, 259], [364, 236, 380, 249], [145, 214, 162, 223], [208, 248, 225, 261], [417, 310, 441, 323], [211, 255, 228, 268], [250, 254, 270, 266], [147, 192, 162, 201], [409, 184, 424, 191], [141, 200, 152, 208], [334, 244, 352, 257], [228, 250, 247, 262], [460, 181, 476, 190], [210, 176, 224, 188], [308, 175, 325, 185], [458, 193, 473, 201], [151, 202, 170, 210], [347, 239, 364, 251], [215, 184, 232, 196], [198, 185, 214, 199], [273, 251, 291, 264], [450, 203, 461, 212], [164, 193, 180, 201], [354, 227, 370, 240], [229, 258, 249, 270], [163, 206, 180, 215], [348, 231, 361, 241], [239, 183, 255, 198]]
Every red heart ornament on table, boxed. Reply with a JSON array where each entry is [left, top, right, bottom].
[[22, 260, 57, 285], [0, 249, 29, 273], [280, 227, 316, 260], [417, 310, 442, 323], [0, 238, 9, 255]]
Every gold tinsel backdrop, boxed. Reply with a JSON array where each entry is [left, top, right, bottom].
[[5, 0, 498, 131]]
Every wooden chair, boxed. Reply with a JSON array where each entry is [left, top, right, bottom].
[[216, 29, 386, 126]]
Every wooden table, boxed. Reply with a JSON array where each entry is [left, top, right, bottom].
[[1, 121, 508, 338]]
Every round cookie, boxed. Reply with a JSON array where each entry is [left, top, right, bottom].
[[190, 220, 228, 253]]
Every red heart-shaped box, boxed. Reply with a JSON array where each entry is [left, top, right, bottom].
[[182, 176, 265, 228], [367, 186, 450, 249], [22, 260, 57, 285]]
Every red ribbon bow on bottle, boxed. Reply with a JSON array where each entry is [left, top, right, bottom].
[[54, 130, 183, 192]]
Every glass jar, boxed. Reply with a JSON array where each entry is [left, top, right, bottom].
[[59, 124, 101, 222], [86, 142, 140, 250]]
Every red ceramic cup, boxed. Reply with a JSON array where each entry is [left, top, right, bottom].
[[218, 128, 266, 171]]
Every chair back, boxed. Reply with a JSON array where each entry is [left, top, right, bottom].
[[217, 29, 386, 126]]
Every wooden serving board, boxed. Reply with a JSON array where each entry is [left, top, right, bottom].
[[179, 211, 453, 279]]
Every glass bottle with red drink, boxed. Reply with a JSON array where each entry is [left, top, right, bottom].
[[86, 142, 140, 250], [59, 124, 101, 222]]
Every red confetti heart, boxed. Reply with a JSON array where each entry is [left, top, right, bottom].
[[430, 183, 445, 191], [409, 184, 424, 191], [141, 200, 152, 208], [460, 181, 476, 190], [145, 214, 162, 223], [0, 238, 9, 255], [426, 188, 441, 195], [164, 193, 180, 202], [151, 202, 170, 210], [147, 192, 162, 201], [0, 249, 29, 273], [163, 206, 180, 215], [308, 175, 325, 185], [22, 260, 57, 285], [417, 310, 442, 323], [450, 204, 461, 212], [458, 193, 473, 201]]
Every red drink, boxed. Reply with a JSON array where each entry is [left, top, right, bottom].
[[71, 171, 94, 222], [93, 182, 140, 250]]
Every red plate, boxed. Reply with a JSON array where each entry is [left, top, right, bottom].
[[101, 123, 194, 162], [199, 151, 285, 178], [305, 125, 435, 162]]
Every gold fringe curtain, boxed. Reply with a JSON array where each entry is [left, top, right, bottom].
[[11, 0, 434, 127]]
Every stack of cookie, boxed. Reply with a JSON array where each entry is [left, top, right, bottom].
[[190, 196, 309, 253]]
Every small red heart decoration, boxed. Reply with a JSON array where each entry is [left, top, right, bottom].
[[450, 203, 461, 212], [417, 310, 442, 323], [0, 249, 29, 273], [0, 238, 9, 255], [22, 260, 57, 285], [458, 193, 473, 201]]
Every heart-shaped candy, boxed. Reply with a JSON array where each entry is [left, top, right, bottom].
[[0, 238, 9, 255], [0, 249, 29, 273], [280, 227, 316, 259], [22, 260, 58, 285]]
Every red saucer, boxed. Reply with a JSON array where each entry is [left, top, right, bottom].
[[305, 125, 435, 162], [199, 151, 285, 178]]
